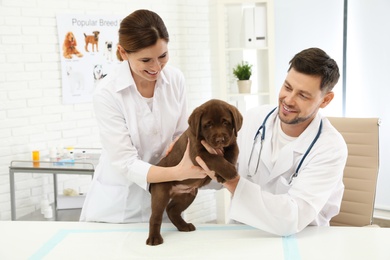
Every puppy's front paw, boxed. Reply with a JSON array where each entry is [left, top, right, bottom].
[[216, 175, 226, 183], [146, 234, 164, 246], [227, 173, 238, 180], [216, 173, 237, 183], [177, 223, 196, 232]]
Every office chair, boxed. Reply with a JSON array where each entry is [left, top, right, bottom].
[[328, 117, 380, 226]]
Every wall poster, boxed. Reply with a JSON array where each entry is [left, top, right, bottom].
[[56, 14, 122, 104]]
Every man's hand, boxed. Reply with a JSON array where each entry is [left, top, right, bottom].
[[195, 155, 239, 194]]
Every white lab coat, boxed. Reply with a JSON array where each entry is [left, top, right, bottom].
[[80, 62, 188, 223], [230, 105, 347, 236]]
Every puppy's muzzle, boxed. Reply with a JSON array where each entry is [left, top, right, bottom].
[[209, 133, 230, 148]]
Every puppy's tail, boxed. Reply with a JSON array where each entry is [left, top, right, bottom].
[[84, 33, 87, 38]]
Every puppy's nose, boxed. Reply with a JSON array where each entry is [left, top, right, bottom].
[[215, 136, 225, 144]]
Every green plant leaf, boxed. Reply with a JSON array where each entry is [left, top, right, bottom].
[[232, 61, 253, 80]]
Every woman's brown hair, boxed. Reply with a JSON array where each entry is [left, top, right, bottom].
[[116, 9, 169, 61]]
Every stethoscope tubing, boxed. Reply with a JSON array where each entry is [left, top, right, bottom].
[[247, 107, 322, 184], [247, 107, 277, 177]]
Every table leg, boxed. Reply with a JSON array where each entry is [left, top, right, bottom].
[[53, 173, 58, 221], [9, 170, 16, 220]]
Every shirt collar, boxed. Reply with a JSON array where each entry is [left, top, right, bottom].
[[292, 113, 323, 153], [114, 61, 170, 92]]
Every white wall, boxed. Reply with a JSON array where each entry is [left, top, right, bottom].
[[0, 0, 216, 221], [273, 0, 344, 116], [346, 0, 390, 210], [274, 0, 390, 211]]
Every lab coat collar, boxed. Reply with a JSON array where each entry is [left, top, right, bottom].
[[260, 108, 278, 173], [114, 62, 170, 92], [265, 111, 323, 181]]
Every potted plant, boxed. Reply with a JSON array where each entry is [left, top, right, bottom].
[[232, 61, 253, 93]]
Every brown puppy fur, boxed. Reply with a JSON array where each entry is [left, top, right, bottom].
[[146, 99, 243, 246], [62, 32, 83, 59], [84, 31, 100, 52]]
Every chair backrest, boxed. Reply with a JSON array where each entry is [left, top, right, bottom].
[[328, 117, 380, 226]]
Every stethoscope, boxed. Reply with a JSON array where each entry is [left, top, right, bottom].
[[247, 107, 323, 185]]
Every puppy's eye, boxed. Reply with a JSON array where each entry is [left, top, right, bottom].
[[222, 120, 231, 126], [204, 122, 212, 129]]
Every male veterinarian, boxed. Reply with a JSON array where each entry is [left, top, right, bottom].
[[196, 47, 348, 236]]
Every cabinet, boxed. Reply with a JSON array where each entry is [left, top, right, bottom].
[[216, 0, 276, 112]]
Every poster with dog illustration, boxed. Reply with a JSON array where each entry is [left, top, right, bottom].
[[57, 14, 122, 104]]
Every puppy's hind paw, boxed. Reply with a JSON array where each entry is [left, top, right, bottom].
[[146, 235, 164, 246]]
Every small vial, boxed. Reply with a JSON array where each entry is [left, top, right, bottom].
[[82, 150, 86, 159], [57, 145, 64, 158], [40, 197, 50, 214], [32, 150, 40, 167], [44, 206, 53, 219], [66, 146, 74, 159], [49, 147, 57, 161]]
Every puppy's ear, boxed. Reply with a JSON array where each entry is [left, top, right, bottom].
[[188, 107, 203, 139], [229, 105, 243, 136]]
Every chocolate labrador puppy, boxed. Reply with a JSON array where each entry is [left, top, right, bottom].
[[146, 99, 243, 246]]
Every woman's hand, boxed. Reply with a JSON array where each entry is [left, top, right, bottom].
[[165, 136, 180, 156], [195, 155, 216, 181], [147, 139, 207, 183], [174, 139, 208, 181]]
